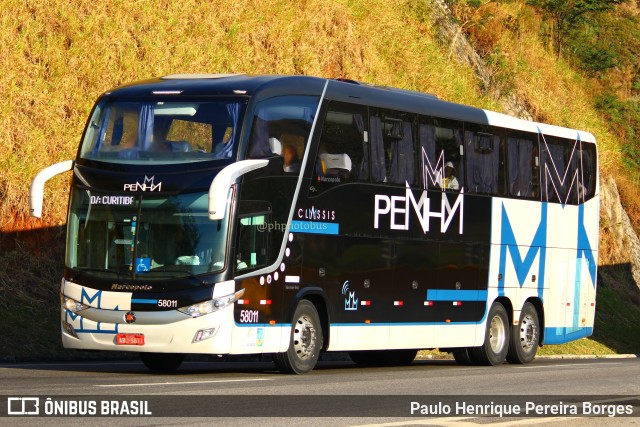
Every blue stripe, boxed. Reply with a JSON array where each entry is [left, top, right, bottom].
[[332, 321, 483, 326], [290, 220, 339, 235], [426, 289, 488, 301], [543, 327, 593, 344], [131, 299, 158, 304]]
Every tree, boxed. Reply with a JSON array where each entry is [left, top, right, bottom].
[[527, 0, 626, 58]]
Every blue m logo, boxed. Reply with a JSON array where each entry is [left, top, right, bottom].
[[81, 288, 103, 307], [498, 202, 547, 297]]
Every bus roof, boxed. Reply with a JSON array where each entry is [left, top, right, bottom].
[[102, 74, 596, 144]]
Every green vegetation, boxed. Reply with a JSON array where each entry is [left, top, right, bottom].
[[1, 0, 639, 360], [526, 0, 626, 58]]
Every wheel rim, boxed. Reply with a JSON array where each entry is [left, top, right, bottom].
[[519, 313, 538, 351], [293, 314, 317, 360], [489, 314, 507, 354]]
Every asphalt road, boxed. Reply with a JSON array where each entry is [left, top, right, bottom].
[[1, 356, 638, 426]]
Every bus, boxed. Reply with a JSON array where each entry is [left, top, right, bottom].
[[30, 74, 599, 373]]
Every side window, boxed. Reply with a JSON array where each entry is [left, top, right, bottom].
[[418, 117, 463, 191], [507, 134, 539, 199], [370, 109, 416, 186], [234, 202, 271, 273], [247, 96, 319, 174], [465, 125, 500, 194], [580, 142, 597, 202], [313, 102, 368, 190], [540, 134, 580, 204]]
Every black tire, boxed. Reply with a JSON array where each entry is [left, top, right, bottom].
[[452, 348, 476, 365], [470, 302, 510, 366], [349, 350, 377, 365], [507, 302, 540, 364], [349, 349, 418, 366], [274, 300, 323, 374], [140, 352, 184, 372]]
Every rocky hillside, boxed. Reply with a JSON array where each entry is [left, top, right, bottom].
[[433, 0, 640, 293]]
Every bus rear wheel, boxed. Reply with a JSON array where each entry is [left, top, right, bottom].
[[140, 352, 184, 372], [349, 349, 418, 366], [274, 300, 323, 374], [506, 302, 540, 364], [470, 302, 509, 366]]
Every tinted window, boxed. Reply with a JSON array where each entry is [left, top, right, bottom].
[[540, 134, 580, 204], [235, 202, 272, 273], [418, 118, 463, 191], [507, 134, 539, 199], [465, 125, 500, 194], [370, 109, 416, 186], [580, 142, 597, 202], [313, 102, 368, 191], [247, 96, 319, 174]]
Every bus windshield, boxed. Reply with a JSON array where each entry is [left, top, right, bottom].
[[66, 189, 229, 281], [79, 98, 247, 164]]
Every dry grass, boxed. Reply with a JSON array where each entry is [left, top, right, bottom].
[[2, 0, 629, 228], [0, 0, 490, 232], [537, 338, 616, 356]]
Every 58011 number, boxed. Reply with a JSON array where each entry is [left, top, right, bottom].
[[239, 309, 259, 323], [158, 299, 178, 308]]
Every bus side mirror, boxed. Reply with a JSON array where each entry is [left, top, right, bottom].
[[30, 160, 75, 218], [209, 159, 268, 220]]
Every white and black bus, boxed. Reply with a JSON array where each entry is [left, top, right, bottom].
[[31, 74, 599, 373]]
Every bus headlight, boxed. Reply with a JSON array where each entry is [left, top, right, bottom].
[[61, 295, 89, 313], [178, 289, 245, 318]]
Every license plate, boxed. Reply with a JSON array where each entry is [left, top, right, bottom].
[[115, 333, 145, 346]]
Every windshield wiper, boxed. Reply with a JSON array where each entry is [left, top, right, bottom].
[[70, 267, 123, 281], [143, 267, 209, 286]]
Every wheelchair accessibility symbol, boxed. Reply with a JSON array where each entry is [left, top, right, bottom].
[[136, 258, 151, 273]]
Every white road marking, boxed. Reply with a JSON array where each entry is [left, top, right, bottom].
[[516, 362, 624, 369], [352, 416, 576, 426], [0, 362, 142, 368], [96, 378, 274, 387]]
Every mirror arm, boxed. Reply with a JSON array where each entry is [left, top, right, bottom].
[[208, 159, 269, 220], [30, 160, 75, 218]]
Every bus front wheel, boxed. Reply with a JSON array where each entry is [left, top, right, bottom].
[[506, 302, 540, 364], [140, 352, 184, 372], [471, 302, 509, 366], [274, 300, 323, 374]]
